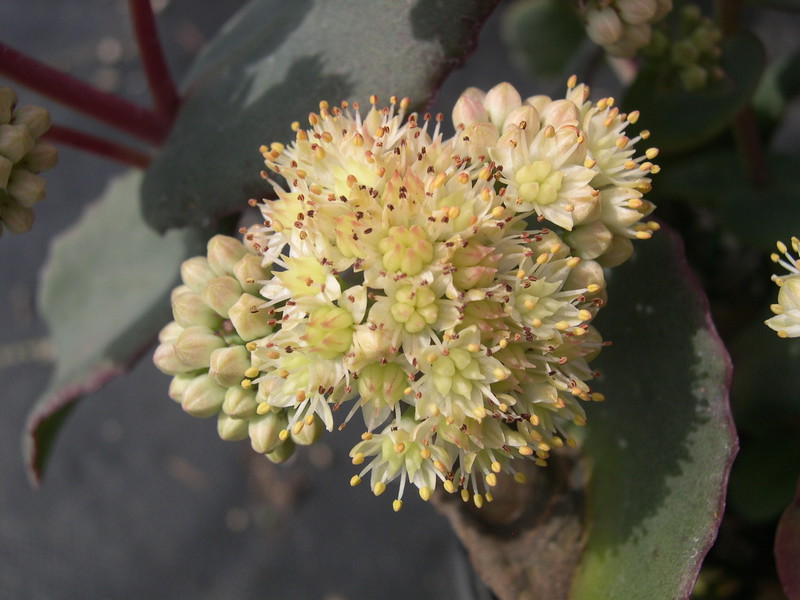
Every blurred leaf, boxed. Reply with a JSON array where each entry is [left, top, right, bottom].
[[744, 0, 800, 11], [24, 171, 205, 483], [623, 32, 765, 153], [501, 0, 586, 78], [775, 478, 800, 599], [436, 230, 735, 600], [142, 0, 499, 231], [652, 148, 741, 208], [571, 228, 736, 599]]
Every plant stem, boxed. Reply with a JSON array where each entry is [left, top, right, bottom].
[[45, 124, 152, 169], [0, 42, 169, 146], [128, 0, 181, 120]]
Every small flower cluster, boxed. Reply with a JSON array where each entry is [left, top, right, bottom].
[[0, 87, 58, 236], [581, 0, 673, 58], [155, 79, 658, 509], [766, 237, 800, 339]]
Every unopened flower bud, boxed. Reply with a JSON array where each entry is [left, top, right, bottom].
[[563, 221, 613, 259], [0, 156, 11, 188], [233, 253, 269, 294], [202, 275, 243, 317], [597, 235, 634, 267], [303, 305, 354, 359], [265, 438, 296, 464], [153, 341, 193, 375], [452, 87, 488, 128], [228, 293, 272, 341], [13, 104, 51, 138], [0, 124, 35, 163], [249, 410, 288, 454], [0, 201, 34, 234], [180, 256, 217, 292], [223, 386, 259, 419], [168, 374, 195, 403], [7, 169, 45, 207], [21, 140, 58, 173], [290, 413, 324, 445], [217, 413, 249, 441], [209, 345, 251, 388], [679, 64, 708, 91], [616, 0, 657, 25], [483, 82, 522, 129], [0, 87, 17, 125], [564, 257, 606, 295], [585, 6, 624, 46], [158, 321, 183, 343], [653, 0, 673, 20], [171, 285, 222, 329], [173, 325, 225, 370], [207, 235, 247, 276], [671, 39, 699, 68], [182, 373, 226, 418]]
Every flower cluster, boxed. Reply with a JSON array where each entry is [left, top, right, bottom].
[[0, 87, 58, 236], [155, 78, 658, 509], [581, 0, 673, 58], [766, 237, 800, 339]]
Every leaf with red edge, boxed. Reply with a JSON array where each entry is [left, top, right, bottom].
[[24, 170, 205, 483], [775, 477, 800, 600]]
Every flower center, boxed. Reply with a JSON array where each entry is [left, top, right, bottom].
[[390, 285, 438, 333], [303, 305, 354, 358], [514, 160, 564, 206], [378, 224, 434, 275]]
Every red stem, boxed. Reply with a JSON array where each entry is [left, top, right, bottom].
[[45, 124, 152, 169], [0, 42, 169, 146], [128, 0, 181, 119]]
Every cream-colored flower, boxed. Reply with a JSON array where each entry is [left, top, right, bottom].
[[766, 237, 800, 338]]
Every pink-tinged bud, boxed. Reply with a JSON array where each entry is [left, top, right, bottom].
[[158, 321, 183, 343], [622, 22, 652, 48], [653, 0, 673, 21], [209, 345, 251, 388], [223, 386, 259, 419], [21, 140, 58, 173], [7, 169, 45, 207], [524, 95, 553, 114], [0, 124, 35, 162], [217, 413, 249, 441], [290, 413, 324, 445], [570, 190, 602, 226], [249, 410, 287, 454], [181, 373, 225, 418], [597, 235, 634, 267], [171, 285, 221, 328], [168, 374, 195, 403], [265, 438, 296, 464], [539, 99, 579, 128], [201, 275, 243, 317], [564, 257, 606, 296], [180, 256, 216, 292], [616, 0, 657, 25], [0, 201, 34, 234], [0, 156, 11, 188], [233, 253, 269, 294], [564, 221, 613, 260], [153, 342, 194, 375], [585, 6, 624, 46], [0, 87, 17, 125], [173, 325, 225, 370], [13, 104, 51, 137], [502, 105, 540, 137], [451, 87, 488, 128], [228, 293, 273, 341], [483, 82, 522, 130], [207, 235, 247, 276]]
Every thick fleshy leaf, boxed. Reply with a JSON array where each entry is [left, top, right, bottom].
[[775, 478, 800, 599], [623, 32, 765, 153], [501, 0, 586, 78], [435, 230, 735, 599], [571, 228, 736, 599], [25, 171, 205, 483], [142, 0, 499, 231]]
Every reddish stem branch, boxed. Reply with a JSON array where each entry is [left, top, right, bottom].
[[45, 124, 152, 169], [0, 42, 169, 146], [128, 0, 181, 120]]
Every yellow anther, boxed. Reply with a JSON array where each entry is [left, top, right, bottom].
[[584, 158, 597, 169], [478, 166, 492, 180], [615, 136, 629, 149], [246, 341, 258, 351], [543, 125, 555, 138], [572, 327, 586, 336], [278, 369, 289, 379], [272, 219, 285, 233], [244, 366, 259, 379], [640, 129, 650, 139], [627, 110, 640, 124], [518, 446, 534, 456], [531, 318, 543, 328], [314, 146, 326, 160], [635, 230, 652, 240], [536, 252, 549, 265], [443, 480, 456, 493], [429, 404, 441, 417], [485, 473, 497, 487], [290, 121, 300, 131], [645, 147, 659, 160], [419, 486, 432, 501], [241, 379, 252, 389], [535, 458, 548, 467], [352, 452, 365, 465], [420, 447, 431, 460], [473, 406, 487, 420], [308, 112, 318, 126], [566, 256, 581, 268], [466, 343, 480, 353], [256, 402, 270, 415], [304, 414, 315, 426], [586, 283, 601, 293], [567, 74, 577, 88], [491, 206, 505, 219], [278, 429, 290, 441], [529, 414, 540, 426], [492, 367, 508, 380], [392, 499, 403, 512], [292, 421, 304, 436], [361, 432, 374, 441], [573, 415, 587, 426], [460, 489, 470, 502], [498, 338, 508, 348], [473, 493, 484, 508], [551, 437, 564, 448], [578, 309, 593, 321], [592, 392, 606, 402], [373, 481, 386, 496], [394, 442, 406, 454], [485, 493, 493, 503], [514, 472, 527, 484], [624, 160, 637, 170], [448, 206, 460, 220], [350, 475, 361, 487], [772, 303, 784, 314], [555, 321, 570, 331]]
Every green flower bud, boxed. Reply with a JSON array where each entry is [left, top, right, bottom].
[[671, 39, 699, 68], [217, 413, 249, 441], [0, 87, 17, 125], [597, 235, 634, 267], [209, 345, 251, 388], [181, 373, 226, 418], [358, 363, 407, 406], [0, 124, 35, 163], [0, 156, 12, 188], [20, 140, 58, 173], [0, 200, 34, 234], [228, 293, 273, 341], [303, 305, 354, 359], [207, 235, 247, 276], [12, 104, 51, 138], [563, 221, 613, 260], [158, 321, 183, 343], [679, 64, 708, 91], [7, 169, 45, 208], [171, 285, 222, 329], [202, 275, 242, 317], [290, 413, 324, 446], [249, 410, 288, 454], [265, 438, 296, 464], [173, 325, 225, 370], [153, 342, 195, 375], [222, 386, 259, 419], [168, 374, 195, 403], [180, 256, 216, 293], [233, 253, 269, 294]]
